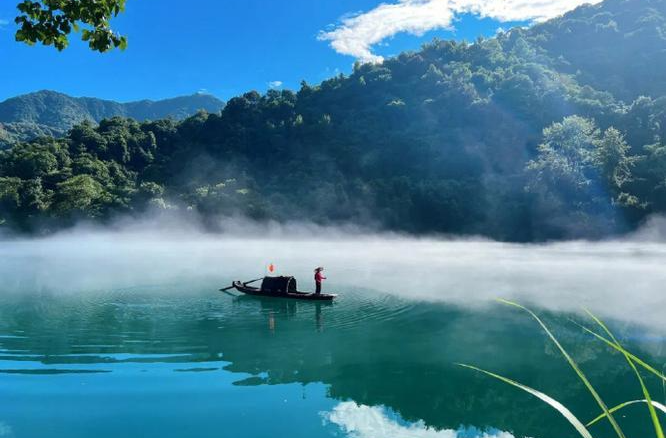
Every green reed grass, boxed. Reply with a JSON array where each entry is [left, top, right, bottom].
[[587, 400, 666, 427], [458, 300, 666, 438], [582, 309, 664, 438]]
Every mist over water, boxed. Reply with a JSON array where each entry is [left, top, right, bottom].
[[1, 217, 665, 438], [2, 217, 665, 331]]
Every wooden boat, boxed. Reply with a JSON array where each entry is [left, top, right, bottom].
[[229, 276, 337, 301]]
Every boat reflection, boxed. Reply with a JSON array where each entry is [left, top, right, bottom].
[[228, 294, 332, 333]]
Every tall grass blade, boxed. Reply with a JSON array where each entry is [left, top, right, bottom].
[[584, 309, 664, 438], [572, 322, 666, 383], [457, 364, 595, 438], [587, 400, 666, 427], [498, 299, 626, 438]]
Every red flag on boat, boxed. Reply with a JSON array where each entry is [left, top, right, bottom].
[[268, 263, 275, 274]]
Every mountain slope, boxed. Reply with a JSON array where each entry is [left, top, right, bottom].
[[0, 91, 225, 145], [1, 0, 666, 240], [526, 0, 666, 101]]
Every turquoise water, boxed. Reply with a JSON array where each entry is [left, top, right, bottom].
[[0, 284, 664, 438]]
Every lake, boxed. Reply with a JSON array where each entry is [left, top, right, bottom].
[[0, 229, 664, 438]]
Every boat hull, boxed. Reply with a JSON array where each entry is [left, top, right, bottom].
[[231, 281, 337, 301]]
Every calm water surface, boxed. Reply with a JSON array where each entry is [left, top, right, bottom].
[[0, 282, 664, 438]]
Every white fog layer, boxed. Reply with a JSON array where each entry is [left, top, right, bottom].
[[1, 220, 665, 330]]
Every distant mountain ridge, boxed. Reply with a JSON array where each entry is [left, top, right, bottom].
[[0, 90, 225, 146]]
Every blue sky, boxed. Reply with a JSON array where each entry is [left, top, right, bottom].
[[0, 0, 594, 102]]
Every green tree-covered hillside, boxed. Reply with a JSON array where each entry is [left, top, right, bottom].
[[2, 0, 665, 241]]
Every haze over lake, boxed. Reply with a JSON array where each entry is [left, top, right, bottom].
[[1, 220, 665, 438], [3, 218, 666, 329]]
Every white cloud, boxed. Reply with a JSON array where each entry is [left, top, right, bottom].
[[324, 402, 517, 438], [0, 422, 13, 437], [268, 80, 283, 89], [318, 0, 603, 63]]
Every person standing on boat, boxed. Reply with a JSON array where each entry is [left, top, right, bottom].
[[314, 267, 326, 295]]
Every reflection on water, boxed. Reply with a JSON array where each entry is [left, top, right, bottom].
[[0, 286, 663, 438], [324, 402, 516, 438]]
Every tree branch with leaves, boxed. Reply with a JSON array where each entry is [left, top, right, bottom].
[[14, 0, 128, 52]]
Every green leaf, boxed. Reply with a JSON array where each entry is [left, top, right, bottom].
[[572, 321, 666, 383], [582, 309, 664, 438], [15, 29, 27, 42], [458, 364, 595, 438], [587, 400, 666, 427], [498, 299, 626, 438]]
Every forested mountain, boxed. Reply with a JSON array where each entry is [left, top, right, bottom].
[[0, 91, 225, 146], [1, 0, 665, 241], [528, 0, 666, 101]]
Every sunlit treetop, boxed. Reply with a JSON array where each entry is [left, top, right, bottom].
[[14, 0, 127, 52]]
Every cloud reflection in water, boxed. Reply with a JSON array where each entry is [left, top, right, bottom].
[[324, 401, 519, 438]]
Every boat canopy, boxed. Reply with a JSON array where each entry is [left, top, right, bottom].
[[261, 276, 298, 294]]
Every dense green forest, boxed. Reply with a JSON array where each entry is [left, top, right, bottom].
[[0, 91, 225, 146], [1, 0, 666, 241]]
